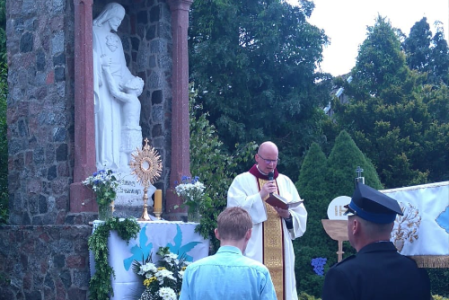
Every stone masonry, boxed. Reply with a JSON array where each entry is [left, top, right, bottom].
[[0, 0, 186, 298], [0, 224, 92, 300]]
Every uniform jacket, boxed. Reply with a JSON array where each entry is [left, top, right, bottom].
[[322, 242, 431, 300]]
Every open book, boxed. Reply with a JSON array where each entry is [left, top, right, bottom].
[[265, 193, 303, 210]]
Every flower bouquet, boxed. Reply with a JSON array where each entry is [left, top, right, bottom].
[[174, 176, 205, 222], [311, 257, 327, 276], [83, 169, 121, 220], [132, 247, 190, 300]]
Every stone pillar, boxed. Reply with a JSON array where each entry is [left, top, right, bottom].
[[165, 0, 193, 219], [69, 0, 97, 213]]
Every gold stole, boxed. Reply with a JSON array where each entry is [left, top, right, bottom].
[[258, 178, 285, 300]]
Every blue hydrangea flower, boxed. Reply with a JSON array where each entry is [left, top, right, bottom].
[[311, 257, 327, 276]]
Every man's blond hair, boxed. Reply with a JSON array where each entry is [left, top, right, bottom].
[[217, 207, 252, 241]]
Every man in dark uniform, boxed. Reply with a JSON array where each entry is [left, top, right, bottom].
[[322, 182, 431, 300]]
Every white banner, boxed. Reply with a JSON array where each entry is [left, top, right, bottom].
[[382, 181, 449, 267]]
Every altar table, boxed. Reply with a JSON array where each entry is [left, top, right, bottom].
[[89, 220, 210, 300]]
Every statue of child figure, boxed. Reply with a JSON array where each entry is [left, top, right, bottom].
[[102, 63, 144, 172]]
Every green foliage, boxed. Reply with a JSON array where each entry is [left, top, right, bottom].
[[296, 143, 329, 199], [403, 17, 432, 74], [189, 0, 332, 179], [417, 84, 449, 182], [298, 291, 321, 300], [0, 271, 10, 285], [326, 130, 382, 197], [294, 143, 334, 296], [433, 295, 449, 300], [189, 89, 257, 253], [404, 17, 449, 85], [331, 16, 449, 188], [429, 24, 449, 85], [351, 16, 410, 98], [88, 218, 141, 300], [428, 268, 449, 298]]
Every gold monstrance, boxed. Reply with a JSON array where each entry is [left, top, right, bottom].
[[129, 138, 163, 221]]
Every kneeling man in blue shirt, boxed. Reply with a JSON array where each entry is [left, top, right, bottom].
[[180, 206, 277, 300]]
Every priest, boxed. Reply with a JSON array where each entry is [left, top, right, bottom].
[[227, 141, 307, 300]]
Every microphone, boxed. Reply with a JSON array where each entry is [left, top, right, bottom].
[[268, 172, 274, 195]]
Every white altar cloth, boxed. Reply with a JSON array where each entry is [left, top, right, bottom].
[[89, 220, 210, 300]]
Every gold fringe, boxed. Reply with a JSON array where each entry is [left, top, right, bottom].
[[409, 256, 449, 268]]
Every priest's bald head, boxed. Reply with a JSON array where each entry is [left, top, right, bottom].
[[256, 141, 279, 175]]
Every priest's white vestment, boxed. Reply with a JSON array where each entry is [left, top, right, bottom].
[[227, 169, 307, 300]]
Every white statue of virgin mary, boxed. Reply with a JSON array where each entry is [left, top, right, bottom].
[[93, 2, 133, 171]]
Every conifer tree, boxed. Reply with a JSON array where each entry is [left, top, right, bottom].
[[403, 17, 432, 74], [294, 142, 335, 297], [429, 23, 449, 85], [326, 130, 382, 199], [317, 130, 383, 294], [403, 17, 449, 85]]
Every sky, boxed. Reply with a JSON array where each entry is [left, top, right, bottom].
[[287, 0, 449, 76]]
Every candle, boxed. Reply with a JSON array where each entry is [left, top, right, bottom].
[[154, 189, 162, 212]]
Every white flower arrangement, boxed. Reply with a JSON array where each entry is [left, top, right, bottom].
[[82, 169, 121, 206], [133, 247, 190, 300], [174, 176, 205, 221], [158, 287, 177, 300], [138, 262, 158, 277], [175, 176, 205, 203]]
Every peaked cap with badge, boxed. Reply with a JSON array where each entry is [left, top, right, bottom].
[[345, 182, 403, 224]]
